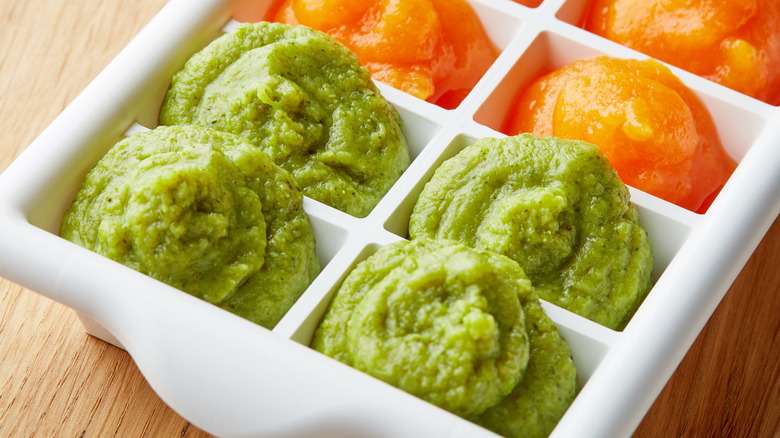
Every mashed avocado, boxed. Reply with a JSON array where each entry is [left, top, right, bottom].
[[312, 238, 576, 436], [409, 134, 654, 330], [60, 125, 319, 328], [159, 22, 410, 218]]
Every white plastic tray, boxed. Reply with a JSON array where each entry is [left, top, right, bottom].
[[0, 0, 779, 436]]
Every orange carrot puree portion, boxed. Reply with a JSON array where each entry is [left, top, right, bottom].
[[239, 0, 499, 109], [503, 56, 736, 213], [585, 0, 780, 105]]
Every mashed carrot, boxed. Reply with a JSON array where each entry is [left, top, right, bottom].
[[503, 56, 736, 213], [255, 0, 499, 109], [584, 0, 780, 105]]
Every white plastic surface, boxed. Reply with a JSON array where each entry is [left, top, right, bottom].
[[0, 0, 779, 437]]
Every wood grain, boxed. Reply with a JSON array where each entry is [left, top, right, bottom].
[[634, 214, 780, 438], [0, 1, 778, 437]]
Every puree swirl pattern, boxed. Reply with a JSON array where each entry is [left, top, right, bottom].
[[60, 125, 319, 328], [159, 22, 410, 218], [312, 238, 575, 436], [409, 134, 654, 330], [473, 273, 578, 438]]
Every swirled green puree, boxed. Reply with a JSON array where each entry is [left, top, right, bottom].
[[312, 238, 576, 437], [60, 125, 319, 328], [409, 134, 654, 330], [159, 22, 410, 218], [473, 291, 577, 438]]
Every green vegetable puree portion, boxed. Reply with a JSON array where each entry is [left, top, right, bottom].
[[312, 238, 576, 435], [60, 125, 319, 328], [473, 288, 577, 438], [159, 22, 410, 218], [409, 134, 654, 330]]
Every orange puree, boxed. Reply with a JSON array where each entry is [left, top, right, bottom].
[[503, 56, 736, 213], [585, 0, 780, 105], [257, 0, 499, 109]]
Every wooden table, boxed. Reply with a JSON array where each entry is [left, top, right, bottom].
[[1, 1, 778, 436]]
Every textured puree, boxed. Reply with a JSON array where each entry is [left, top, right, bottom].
[[159, 22, 410, 217], [409, 134, 654, 330], [312, 238, 576, 437], [503, 57, 736, 213], [60, 125, 319, 328], [473, 275, 577, 438], [585, 0, 780, 105]]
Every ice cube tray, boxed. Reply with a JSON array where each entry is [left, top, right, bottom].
[[0, 0, 778, 437]]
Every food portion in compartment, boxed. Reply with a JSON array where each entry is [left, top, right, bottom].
[[260, 0, 500, 109], [60, 125, 320, 329], [410, 134, 654, 330], [159, 22, 410, 218], [313, 238, 576, 438], [503, 56, 736, 213], [584, 0, 780, 105]]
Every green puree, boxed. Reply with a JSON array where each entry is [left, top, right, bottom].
[[312, 239, 576, 437], [410, 134, 654, 330], [159, 22, 410, 218], [60, 125, 320, 328]]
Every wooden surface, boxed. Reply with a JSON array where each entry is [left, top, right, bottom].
[[1, 1, 778, 437]]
